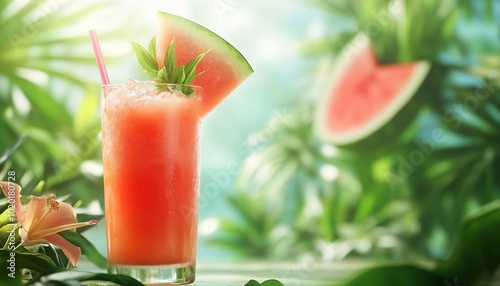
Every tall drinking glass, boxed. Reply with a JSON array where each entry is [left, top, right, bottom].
[[101, 82, 201, 284]]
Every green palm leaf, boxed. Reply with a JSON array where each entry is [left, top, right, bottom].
[[0, 0, 136, 208]]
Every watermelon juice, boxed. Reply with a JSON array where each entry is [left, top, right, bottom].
[[101, 82, 201, 282]]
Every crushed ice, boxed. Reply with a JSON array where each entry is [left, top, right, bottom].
[[123, 79, 156, 101], [105, 80, 188, 107]]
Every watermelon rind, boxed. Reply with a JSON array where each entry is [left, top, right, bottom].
[[315, 34, 431, 147], [156, 12, 253, 79], [156, 11, 253, 116]]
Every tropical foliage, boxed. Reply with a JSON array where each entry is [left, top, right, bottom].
[[338, 201, 500, 286], [0, 0, 131, 209], [0, 1, 137, 283], [209, 1, 500, 279], [1, 0, 500, 285]]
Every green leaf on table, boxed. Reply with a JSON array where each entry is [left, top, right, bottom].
[[245, 279, 284, 286], [26, 269, 145, 286], [87, 272, 145, 286], [59, 230, 107, 269], [261, 279, 284, 286]]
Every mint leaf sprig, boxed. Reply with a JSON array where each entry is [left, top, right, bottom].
[[131, 36, 208, 96]]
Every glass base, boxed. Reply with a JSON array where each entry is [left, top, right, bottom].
[[108, 263, 195, 285]]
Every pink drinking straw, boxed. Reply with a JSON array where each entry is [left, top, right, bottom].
[[89, 29, 110, 85]]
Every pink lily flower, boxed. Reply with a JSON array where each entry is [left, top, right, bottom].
[[0, 181, 98, 267]]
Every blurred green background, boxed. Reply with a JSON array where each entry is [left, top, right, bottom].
[[1, 0, 500, 285]]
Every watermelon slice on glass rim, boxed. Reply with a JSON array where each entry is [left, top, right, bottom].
[[156, 11, 253, 117], [315, 34, 431, 149]]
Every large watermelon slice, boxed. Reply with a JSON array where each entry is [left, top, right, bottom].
[[315, 34, 430, 147], [156, 12, 253, 117]]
